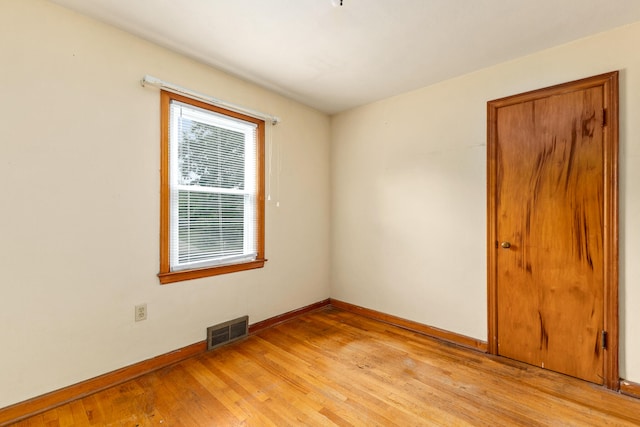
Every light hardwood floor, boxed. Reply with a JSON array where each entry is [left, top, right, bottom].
[[11, 307, 640, 426]]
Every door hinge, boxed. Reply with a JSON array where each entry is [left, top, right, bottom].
[[602, 108, 607, 127], [601, 330, 608, 349]]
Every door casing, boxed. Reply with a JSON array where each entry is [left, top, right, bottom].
[[486, 71, 619, 390]]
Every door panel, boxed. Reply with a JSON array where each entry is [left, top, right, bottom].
[[487, 72, 619, 387], [496, 88, 604, 383]]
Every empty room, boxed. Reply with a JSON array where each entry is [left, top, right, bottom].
[[2, 0, 640, 425]]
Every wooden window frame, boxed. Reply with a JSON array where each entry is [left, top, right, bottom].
[[158, 90, 266, 284]]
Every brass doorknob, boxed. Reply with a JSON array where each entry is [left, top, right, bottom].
[[501, 242, 511, 249]]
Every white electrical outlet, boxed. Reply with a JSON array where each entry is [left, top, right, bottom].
[[135, 303, 147, 322]]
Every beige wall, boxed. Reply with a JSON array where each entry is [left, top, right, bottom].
[[331, 22, 640, 382], [0, 0, 331, 407]]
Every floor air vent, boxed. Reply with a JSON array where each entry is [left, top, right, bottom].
[[207, 316, 249, 350]]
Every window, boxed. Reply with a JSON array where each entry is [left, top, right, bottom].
[[159, 91, 265, 284]]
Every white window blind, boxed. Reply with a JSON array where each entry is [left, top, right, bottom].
[[169, 100, 258, 272]]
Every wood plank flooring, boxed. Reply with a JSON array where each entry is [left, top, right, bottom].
[[10, 307, 640, 426]]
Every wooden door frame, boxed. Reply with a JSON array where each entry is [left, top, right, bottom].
[[486, 71, 619, 390]]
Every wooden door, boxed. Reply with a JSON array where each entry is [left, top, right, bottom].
[[487, 72, 619, 387]]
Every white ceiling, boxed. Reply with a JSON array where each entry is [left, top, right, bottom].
[[50, 0, 640, 114]]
